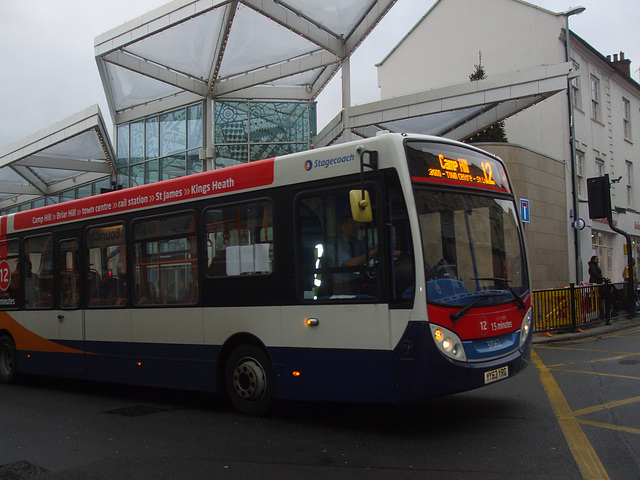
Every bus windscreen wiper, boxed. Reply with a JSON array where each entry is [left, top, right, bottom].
[[449, 292, 506, 323], [473, 277, 526, 310]]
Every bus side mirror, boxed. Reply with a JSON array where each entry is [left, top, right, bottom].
[[349, 189, 372, 223]]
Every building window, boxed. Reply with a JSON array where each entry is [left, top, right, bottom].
[[571, 61, 581, 109], [590, 75, 601, 122], [576, 150, 584, 196], [595, 156, 604, 177], [626, 160, 633, 208], [592, 231, 613, 276], [623, 98, 632, 140], [117, 102, 204, 188]]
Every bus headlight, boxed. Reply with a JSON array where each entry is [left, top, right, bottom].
[[430, 324, 467, 361], [519, 307, 533, 347]]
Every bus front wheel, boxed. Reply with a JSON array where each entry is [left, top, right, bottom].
[[0, 335, 17, 384], [224, 344, 274, 416]]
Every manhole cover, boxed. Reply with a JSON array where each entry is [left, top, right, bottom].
[[102, 405, 171, 417], [0, 461, 49, 479]]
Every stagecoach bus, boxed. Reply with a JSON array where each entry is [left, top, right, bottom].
[[0, 133, 532, 415]]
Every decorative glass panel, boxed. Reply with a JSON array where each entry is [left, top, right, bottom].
[[130, 121, 145, 164], [187, 149, 202, 175], [117, 124, 129, 165], [118, 167, 130, 189], [249, 102, 309, 143], [188, 103, 203, 149], [215, 145, 248, 168], [146, 116, 159, 160], [160, 108, 187, 156], [215, 102, 248, 143], [160, 155, 186, 181], [145, 159, 159, 184], [250, 143, 308, 161], [130, 163, 144, 188]]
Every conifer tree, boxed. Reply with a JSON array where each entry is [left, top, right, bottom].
[[467, 52, 508, 143]]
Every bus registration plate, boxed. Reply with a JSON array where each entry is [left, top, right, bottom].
[[484, 366, 508, 384]]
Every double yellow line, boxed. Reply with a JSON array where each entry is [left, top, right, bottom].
[[532, 350, 610, 480]]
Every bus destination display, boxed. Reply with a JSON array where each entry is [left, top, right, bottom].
[[406, 142, 511, 193]]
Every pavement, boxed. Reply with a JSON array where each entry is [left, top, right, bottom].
[[533, 314, 639, 344]]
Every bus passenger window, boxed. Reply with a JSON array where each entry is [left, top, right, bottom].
[[0, 239, 20, 309], [204, 200, 273, 278], [86, 224, 127, 308], [133, 213, 198, 306], [24, 234, 54, 309]]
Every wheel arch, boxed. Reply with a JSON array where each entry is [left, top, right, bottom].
[[216, 332, 270, 395]]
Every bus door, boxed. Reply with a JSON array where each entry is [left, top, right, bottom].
[[21, 234, 84, 376], [56, 238, 84, 363], [284, 181, 414, 400]]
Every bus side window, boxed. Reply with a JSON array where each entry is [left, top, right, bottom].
[[204, 200, 273, 278], [133, 213, 198, 306], [24, 234, 54, 309], [0, 239, 20, 309], [297, 188, 379, 301], [86, 224, 127, 308]]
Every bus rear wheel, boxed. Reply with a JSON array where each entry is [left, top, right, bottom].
[[225, 344, 274, 416], [0, 335, 17, 384]]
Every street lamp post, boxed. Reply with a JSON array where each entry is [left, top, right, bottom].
[[564, 6, 586, 283]]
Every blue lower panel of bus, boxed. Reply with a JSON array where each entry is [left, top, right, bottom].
[[270, 348, 395, 403], [17, 341, 219, 393], [14, 321, 532, 405], [391, 321, 532, 402]]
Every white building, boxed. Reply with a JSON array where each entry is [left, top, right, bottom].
[[377, 0, 640, 286]]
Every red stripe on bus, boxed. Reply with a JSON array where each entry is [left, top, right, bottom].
[[12, 158, 275, 231]]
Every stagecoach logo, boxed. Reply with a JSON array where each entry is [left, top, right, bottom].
[[433, 281, 442, 295], [304, 154, 355, 172]]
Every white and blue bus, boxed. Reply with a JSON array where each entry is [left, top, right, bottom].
[[0, 133, 532, 415]]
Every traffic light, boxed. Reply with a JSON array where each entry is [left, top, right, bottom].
[[587, 175, 611, 220]]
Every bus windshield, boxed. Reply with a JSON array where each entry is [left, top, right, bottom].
[[414, 187, 528, 308]]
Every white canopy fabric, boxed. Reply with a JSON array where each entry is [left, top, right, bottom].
[[94, 0, 396, 121]]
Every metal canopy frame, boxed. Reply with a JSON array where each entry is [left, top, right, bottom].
[[94, 0, 397, 123], [314, 63, 577, 147]]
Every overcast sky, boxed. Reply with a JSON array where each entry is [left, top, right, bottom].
[[0, 0, 638, 151]]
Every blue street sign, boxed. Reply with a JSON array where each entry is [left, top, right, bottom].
[[520, 198, 530, 222]]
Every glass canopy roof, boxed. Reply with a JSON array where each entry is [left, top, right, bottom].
[[95, 0, 396, 119], [0, 106, 115, 210]]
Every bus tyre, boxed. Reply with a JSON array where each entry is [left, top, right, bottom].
[[0, 335, 17, 384], [225, 344, 274, 416]]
